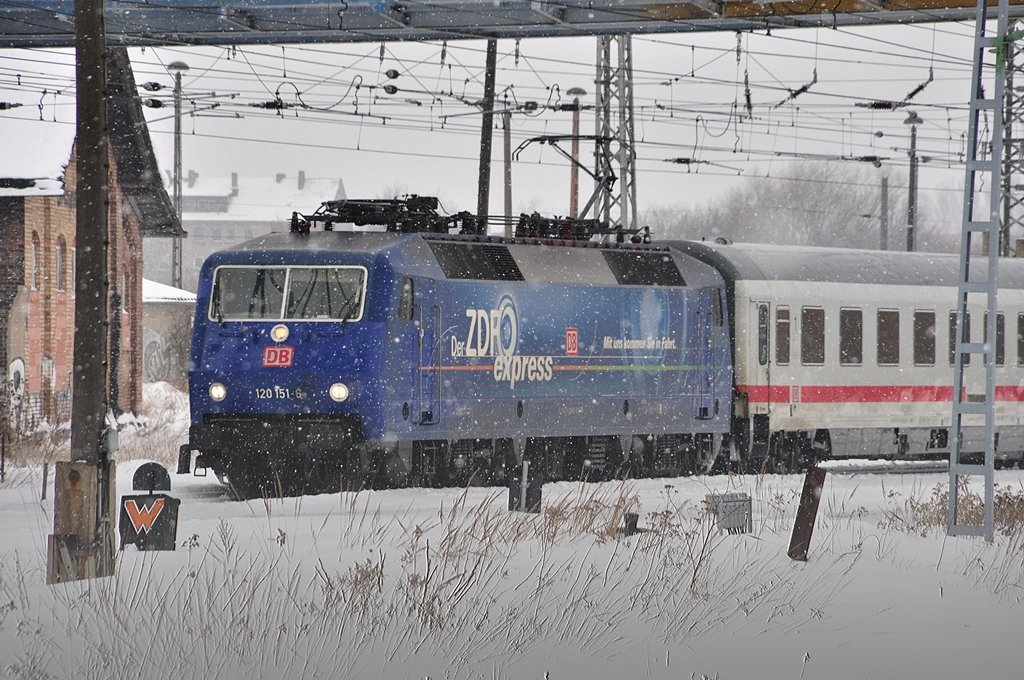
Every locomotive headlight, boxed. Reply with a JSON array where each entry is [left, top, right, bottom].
[[329, 382, 350, 402], [209, 382, 228, 402], [270, 324, 290, 343]]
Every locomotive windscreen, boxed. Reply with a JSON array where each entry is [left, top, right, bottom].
[[210, 265, 367, 321]]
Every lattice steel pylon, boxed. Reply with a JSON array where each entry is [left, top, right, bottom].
[[1002, 21, 1024, 257], [594, 35, 638, 233], [949, 0, 1012, 540]]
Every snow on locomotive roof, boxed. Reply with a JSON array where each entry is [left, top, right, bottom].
[[669, 239, 1024, 288]]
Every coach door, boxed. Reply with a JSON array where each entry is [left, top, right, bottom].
[[749, 300, 772, 412], [417, 289, 441, 425]]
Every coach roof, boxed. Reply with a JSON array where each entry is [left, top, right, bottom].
[[669, 240, 1024, 289]]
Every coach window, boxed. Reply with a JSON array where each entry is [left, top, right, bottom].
[[913, 311, 936, 366], [757, 304, 769, 366], [998, 313, 1006, 366], [775, 307, 790, 365], [839, 308, 862, 365], [984, 312, 1005, 366], [877, 310, 900, 365], [801, 307, 825, 365], [1017, 314, 1024, 366], [949, 311, 971, 366], [398, 278, 414, 321]]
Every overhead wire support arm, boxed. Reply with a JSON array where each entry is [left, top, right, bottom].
[[772, 68, 817, 110]]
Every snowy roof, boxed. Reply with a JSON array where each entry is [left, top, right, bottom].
[[0, 117, 74, 197], [142, 278, 197, 303], [180, 172, 346, 223]]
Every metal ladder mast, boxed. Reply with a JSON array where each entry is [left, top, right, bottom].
[[1002, 21, 1024, 257], [594, 35, 638, 232], [949, 0, 1011, 539]]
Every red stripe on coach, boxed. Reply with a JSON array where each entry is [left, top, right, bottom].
[[740, 384, 1024, 404]]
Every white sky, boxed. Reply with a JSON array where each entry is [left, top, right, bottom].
[[0, 19, 988, 230]]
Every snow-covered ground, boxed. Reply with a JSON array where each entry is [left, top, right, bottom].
[[1, 386, 1022, 679]]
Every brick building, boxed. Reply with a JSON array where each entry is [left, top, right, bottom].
[[0, 48, 178, 431]]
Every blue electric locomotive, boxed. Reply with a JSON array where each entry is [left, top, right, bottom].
[[181, 198, 733, 498]]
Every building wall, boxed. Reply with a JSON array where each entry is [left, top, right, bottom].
[[142, 301, 193, 391], [3, 149, 143, 430], [0, 197, 25, 376]]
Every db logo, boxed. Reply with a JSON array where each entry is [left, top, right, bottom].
[[262, 346, 294, 368], [565, 328, 579, 356]]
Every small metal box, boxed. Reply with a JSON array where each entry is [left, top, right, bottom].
[[705, 492, 752, 534]]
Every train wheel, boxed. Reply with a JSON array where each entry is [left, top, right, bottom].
[[761, 434, 796, 475], [491, 439, 516, 486], [280, 449, 326, 496], [227, 460, 278, 500], [603, 439, 626, 481], [620, 436, 649, 479], [371, 449, 407, 489]]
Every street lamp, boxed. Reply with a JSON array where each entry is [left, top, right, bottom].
[[566, 86, 587, 219], [904, 110, 923, 252], [168, 60, 189, 289]]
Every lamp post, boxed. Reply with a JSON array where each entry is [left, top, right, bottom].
[[904, 110, 923, 252], [168, 60, 189, 289], [567, 87, 587, 219]]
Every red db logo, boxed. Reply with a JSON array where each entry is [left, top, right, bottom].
[[262, 346, 294, 368], [565, 328, 579, 356]]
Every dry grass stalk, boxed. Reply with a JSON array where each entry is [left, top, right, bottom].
[[879, 479, 1024, 537]]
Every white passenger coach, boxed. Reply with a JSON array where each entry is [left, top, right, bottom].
[[673, 240, 1024, 470]]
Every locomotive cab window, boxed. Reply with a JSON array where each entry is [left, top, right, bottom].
[[210, 265, 367, 322], [285, 268, 366, 321], [211, 267, 287, 320], [801, 307, 825, 365]]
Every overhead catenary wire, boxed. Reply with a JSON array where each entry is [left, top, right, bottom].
[[0, 19, 988, 217]]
